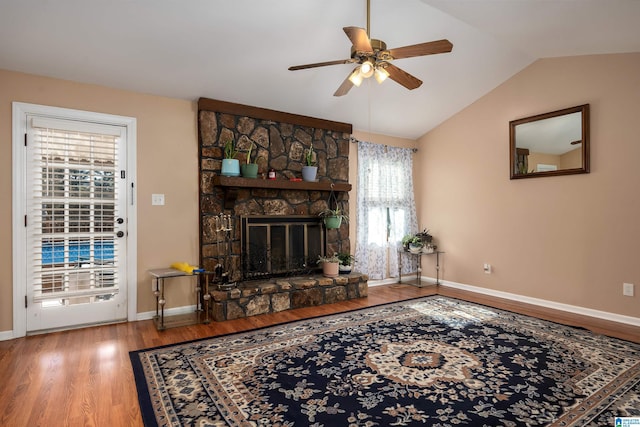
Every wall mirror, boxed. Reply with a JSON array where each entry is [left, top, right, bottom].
[[510, 104, 590, 179]]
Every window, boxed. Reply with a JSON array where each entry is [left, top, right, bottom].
[[355, 141, 418, 280]]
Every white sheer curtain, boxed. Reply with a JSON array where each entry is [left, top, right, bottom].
[[355, 141, 418, 280]]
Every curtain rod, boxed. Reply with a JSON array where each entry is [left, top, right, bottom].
[[350, 137, 418, 153]]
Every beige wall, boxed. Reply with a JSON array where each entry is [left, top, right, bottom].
[[416, 53, 640, 318], [0, 69, 200, 332]]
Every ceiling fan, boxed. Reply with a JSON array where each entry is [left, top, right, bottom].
[[288, 0, 453, 96]]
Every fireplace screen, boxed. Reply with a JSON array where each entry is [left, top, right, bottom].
[[241, 216, 325, 280]]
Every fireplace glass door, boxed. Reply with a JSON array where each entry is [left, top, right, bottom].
[[241, 216, 324, 280]]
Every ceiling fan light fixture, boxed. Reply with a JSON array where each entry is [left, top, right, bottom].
[[374, 66, 389, 84], [348, 67, 364, 87], [360, 60, 374, 78]]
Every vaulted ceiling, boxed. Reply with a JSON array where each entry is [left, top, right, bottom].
[[1, 0, 639, 139]]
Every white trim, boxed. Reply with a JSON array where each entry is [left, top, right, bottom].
[[136, 305, 197, 321], [30, 116, 124, 136], [11, 102, 138, 338], [367, 278, 399, 287], [438, 278, 640, 327], [0, 330, 16, 341], [12, 104, 28, 339]]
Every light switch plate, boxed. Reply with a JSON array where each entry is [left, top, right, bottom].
[[152, 194, 165, 206]]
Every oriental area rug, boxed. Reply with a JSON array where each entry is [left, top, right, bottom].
[[130, 296, 640, 426]]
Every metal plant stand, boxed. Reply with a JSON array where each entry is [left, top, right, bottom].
[[398, 249, 444, 287]]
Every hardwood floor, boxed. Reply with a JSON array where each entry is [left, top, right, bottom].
[[0, 284, 637, 427]]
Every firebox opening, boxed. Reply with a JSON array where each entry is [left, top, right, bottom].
[[241, 215, 325, 281]]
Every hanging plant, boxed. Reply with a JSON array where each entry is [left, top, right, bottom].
[[318, 207, 348, 229], [319, 185, 347, 229]]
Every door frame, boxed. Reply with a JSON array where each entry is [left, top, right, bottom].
[[12, 102, 137, 338]]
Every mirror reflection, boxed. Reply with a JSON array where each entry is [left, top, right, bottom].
[[510, 104, 590, 179]]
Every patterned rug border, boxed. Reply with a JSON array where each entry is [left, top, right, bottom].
[[129, 295, 639, 426]]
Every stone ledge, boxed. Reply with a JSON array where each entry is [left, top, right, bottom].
[[210, 273, 368, 321]]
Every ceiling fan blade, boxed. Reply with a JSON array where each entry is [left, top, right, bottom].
[[333, 72, 355, 97], [289, 59, 352, 71], [343, 26, 373, 53], [388, 39, 453, 60], [384, 63, 423, 90]]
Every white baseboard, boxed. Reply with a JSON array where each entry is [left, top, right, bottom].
[[368, 278, 400, 287], [0, 330, 16, 341], [438, 278, 640, 327], [136, 304, 197, 321]]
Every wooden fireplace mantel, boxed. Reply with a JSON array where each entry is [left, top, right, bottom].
[[214, 176, 352, 208]]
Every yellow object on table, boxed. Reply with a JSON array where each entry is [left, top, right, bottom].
[[170, 262, 199, 274]]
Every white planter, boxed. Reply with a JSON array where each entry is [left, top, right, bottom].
[[409, 244, 423, 254], [339, 264, 352, 274], [301, 165, 318, 182]]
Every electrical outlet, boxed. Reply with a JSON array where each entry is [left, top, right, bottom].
[[483, 263, 492, 274], [623, 283, 634, 297], [152, 194, 165, 206]]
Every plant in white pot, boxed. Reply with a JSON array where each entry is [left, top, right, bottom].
[[337, 252, 356, 274], [317, 253, 340, 278], [319, 207, 348, 229], [221, 139, 240, 177], [408, 236, 424, 254], [301, 145, 318, 182], [240, 142, 259, 178]]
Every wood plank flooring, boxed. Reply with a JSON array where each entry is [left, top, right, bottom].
[[0, 284, 637, 427]]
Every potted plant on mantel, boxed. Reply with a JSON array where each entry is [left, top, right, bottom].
[[317, 253, 339, 278], [221, 139, 240, 177], [318, 207, 349, 229], [337, 252, 356, 274], [240, 142, 259, 178], [302, 145, 318, 182]]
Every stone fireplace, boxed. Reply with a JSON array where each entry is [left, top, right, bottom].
[[197, 98, 366, 320], [197, 98, 368, 320]]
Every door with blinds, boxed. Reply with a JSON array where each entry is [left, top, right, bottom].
[[25, 115, 128, 332]]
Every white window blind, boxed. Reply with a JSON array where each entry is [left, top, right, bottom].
[[28, 117, 121, 302]]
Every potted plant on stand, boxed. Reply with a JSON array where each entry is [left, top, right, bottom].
[[301, 145, 317, 182], [240, 142, 259, 178], [337, 253, 355, 274], [221, 139, 240, 177], [408, 236, 424, 254], [317, 253, 340, 278], [319, 207, 349, 229], [401, 234, 414, 252]]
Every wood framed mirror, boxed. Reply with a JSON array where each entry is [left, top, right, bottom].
[[510, 104, 590, 179]]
